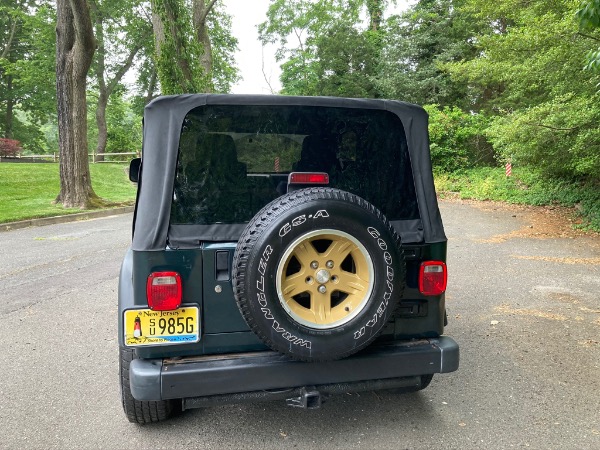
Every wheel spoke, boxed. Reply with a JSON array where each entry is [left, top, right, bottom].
[[336, 271, 369, 296], [281, 272, 309, 298], [323, 238, 356, 263], [292, 241, 320, 267], [310, 292, 332, 323]]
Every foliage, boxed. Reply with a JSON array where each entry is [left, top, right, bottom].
[[206, 3, 240, 93], [0, 138, 22, 156], [0, 163, 136, 223], [152, 0, 208, 93], [259, 0, 388, 96], [485, 94, 600, 179], [89, 0, 151, 157], [87, 91, 143, 157], [425, 105, 492, 172], [105, 96, 143, 155], [312, 21, 381, 97], [577, 0, 600, 72], [0, 1, 56, 140], [376, 0, 479, 108], [151, 0, 239, 94], [435, 167, 600, 231], [445, 0, 600, 181]]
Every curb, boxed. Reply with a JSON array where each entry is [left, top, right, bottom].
[[0, 206, 134, 232]]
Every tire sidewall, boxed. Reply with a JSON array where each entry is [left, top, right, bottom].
[[239, 193, 404, 360]]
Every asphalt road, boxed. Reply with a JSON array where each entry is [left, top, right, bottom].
[[0, 202, 599, 450]]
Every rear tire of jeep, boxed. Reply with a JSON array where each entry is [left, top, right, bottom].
[[120, 347, 179, 424], [233, 188, 406, 362]]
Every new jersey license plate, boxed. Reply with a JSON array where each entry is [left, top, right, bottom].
[[124, 306, 200, 347]]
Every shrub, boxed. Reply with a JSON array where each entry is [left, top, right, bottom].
[[0, 138, 23, 157], [425, 105, 493, 173]]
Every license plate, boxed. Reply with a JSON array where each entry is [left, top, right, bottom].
[[124, 306, 200, 347]]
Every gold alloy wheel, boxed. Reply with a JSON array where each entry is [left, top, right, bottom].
[[276, 229, 374, 329]]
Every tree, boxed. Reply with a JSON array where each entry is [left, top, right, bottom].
[[90, 0, 150, 160], [259, 0, 388, 96], [376, 0, 479, 108], [0, 0, 24, 139], [150, 0, 238, 94], [577, 0, 600, 72], [1, 1, 56, 144], [446, 0, 600, 179], [313, 21, 380, 98], [55, 0, 100, 208]]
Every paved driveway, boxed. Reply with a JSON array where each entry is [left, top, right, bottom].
[[0, 201, 598, 449]]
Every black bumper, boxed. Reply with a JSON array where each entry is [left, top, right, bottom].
[[130, 336, 459, 402]]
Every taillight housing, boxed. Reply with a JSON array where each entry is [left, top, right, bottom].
[[147, 272, 182, 311], [288, 172, 329, 185], [419, 261, 447, 296]]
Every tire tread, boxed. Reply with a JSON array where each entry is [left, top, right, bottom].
[[232, 188, 405, 362], [120, 347, 178, 424]]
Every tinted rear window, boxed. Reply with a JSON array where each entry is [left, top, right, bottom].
[[171, 104, 419, 225]]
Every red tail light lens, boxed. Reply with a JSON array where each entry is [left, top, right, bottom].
[[288, 172, 329, 184], [147, 272, 182, 311], [419, 261, 447, 296]]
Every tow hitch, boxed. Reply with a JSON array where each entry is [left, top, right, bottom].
[[286, 387, 322, 409]]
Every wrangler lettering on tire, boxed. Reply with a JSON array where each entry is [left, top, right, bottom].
[[232, 188, 406, 362]]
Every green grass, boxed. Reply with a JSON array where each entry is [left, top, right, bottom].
[[0, 163, 137, 223], [435, 167, 600, 231]]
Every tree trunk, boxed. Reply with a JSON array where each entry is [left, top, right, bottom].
[[145, 68, 158, 105], [5, 75, 14, 139], [95, 91, 108, 162], [366, 0, 383, 32], [151, 0, 216, 94], [93, 5, 107, 162], [2, 16, 17, 139], [55, 0, 100, 209], [192, 0, 217, 92], [151, 1, 166, 57], [91, 0, 144, 161], [152, 0, 197, 93]]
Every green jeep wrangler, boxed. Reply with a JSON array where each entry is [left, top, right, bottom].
[[119, 94, 459, 424]]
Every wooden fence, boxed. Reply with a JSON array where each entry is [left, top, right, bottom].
[[0, 152, 138, 163]]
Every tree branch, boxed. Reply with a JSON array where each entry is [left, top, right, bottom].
[[293, 27, 305, 54], [261, 46, 275, 94], [578, 32, 600, 43], [1, 18, 18, 59], [523, 122, 580, 132], [200, 0, 218, 23], [106, 41, 145, 94]]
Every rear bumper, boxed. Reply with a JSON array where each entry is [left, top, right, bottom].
[[130, 336, 459, 402]]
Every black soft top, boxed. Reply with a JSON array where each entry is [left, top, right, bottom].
[[132, 94, 446, 251]]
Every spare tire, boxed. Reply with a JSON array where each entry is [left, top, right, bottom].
[[232, 188, 405, 362]]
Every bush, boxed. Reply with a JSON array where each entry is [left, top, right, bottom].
[[485, 94, 600, 180], [435, 167, 600, 231], [0, 138, 23, 157], [425, 105, 493, 173]]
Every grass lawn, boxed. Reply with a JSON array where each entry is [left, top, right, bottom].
[[0, 163, 137, 223]]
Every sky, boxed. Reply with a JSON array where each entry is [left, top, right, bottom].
[[225, 0, 413, 95], [225, 0, 282, 94]]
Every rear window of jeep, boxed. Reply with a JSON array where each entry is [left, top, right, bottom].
[[170, 104, 419, 225]]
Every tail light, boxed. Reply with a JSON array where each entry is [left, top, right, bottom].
[[288, 172, 329, 184], [419, 261, 447, 296], [147, 272, 182, 310]]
